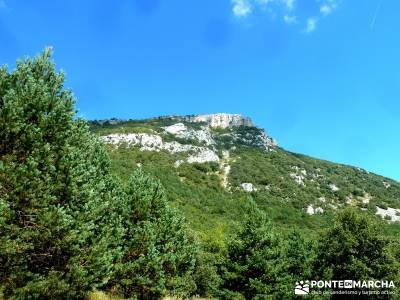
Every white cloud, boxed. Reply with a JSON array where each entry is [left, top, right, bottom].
[[320, 4, 332, 15], [305, 18, 317, 33], [232, 0, 252, 17], [231, 0, 340, 33], [320, 0, 338, 16], [283, 14, 297, 25], [282, 0, 295, 10]]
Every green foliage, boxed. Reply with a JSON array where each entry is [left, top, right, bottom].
[[316, 209, 400, 293], [221, 201, 283, 299], [110, 170, 197, 299], [0, 49, 125, 299], [275, 231, 318, 298], [0, 50, 199, 299]]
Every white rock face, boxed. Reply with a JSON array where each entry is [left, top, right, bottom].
[[383, 181, 391, 189], [164, 123, 187, 134], [102, 133, 190, 153], [186, 113, 254, 128], [187, 149, 220, 164], [376, 207, 400, 222], [306, 205, 324, 215], [328, 183, 340, 192], [241, 183, 257, 192], [290, 166, 308, 186], [163, 123, 215, 146], [290, 173, 305, 186], [306, 205, 315, 215], [102, 133, 163, 149], [101, 133, 219, 164]]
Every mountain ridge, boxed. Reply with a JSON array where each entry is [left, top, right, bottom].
[[90, 113, 400, 236]]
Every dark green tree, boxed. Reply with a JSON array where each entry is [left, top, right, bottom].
[[275, 230, 317, 298], [316, 209, 400, 296], [110, 170, 197, 299], [221, 200, 282, 299], [0, 49, 125, 299]]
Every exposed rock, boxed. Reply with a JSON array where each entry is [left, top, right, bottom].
[[328, 183, 339, 192], [101, 133, 219, 164], [383, 181, 391, 189], [290, 172, 305, 186], [163, 123, 215, 146], [185, 113, 254, 128], [102, 133, 192, 153], [163, 123, 187, 134], [306, 205, 324, 215], [174, 160, 184, 168], [187, 149, 220, 164], [241, 183, 257, 192], [220, 150, 231, 189], [306, 205, 315, 215], [376, 207, 400, 222], [228, 129, 276, 150], [101, 133, 163, 149]]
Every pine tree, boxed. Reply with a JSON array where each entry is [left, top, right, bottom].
[[0, 49, 124, 299], [221, 200, 282, 299], [110, 170, 197, 299]]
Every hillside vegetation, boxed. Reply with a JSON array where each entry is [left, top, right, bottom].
[[90, 117, 400, 239]]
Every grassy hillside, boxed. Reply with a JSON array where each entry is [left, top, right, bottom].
[[90, 117, 400, 241]]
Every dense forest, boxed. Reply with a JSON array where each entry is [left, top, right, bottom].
[[1, 50, 399, 299]]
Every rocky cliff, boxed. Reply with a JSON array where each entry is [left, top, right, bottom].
[[183, 113, 254, 128]]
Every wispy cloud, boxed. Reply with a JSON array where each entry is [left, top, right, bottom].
[[370, 0, 383, 30], [305, 18, 317, 33], [282, 0, 295, 11], [283, 14, 297, 25], [232, 0, 252, 18], [320, 0, 339, 16], [231, 0, 342, 33]]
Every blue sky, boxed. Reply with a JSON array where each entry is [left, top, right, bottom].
[[0, 0, 399, 180]]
